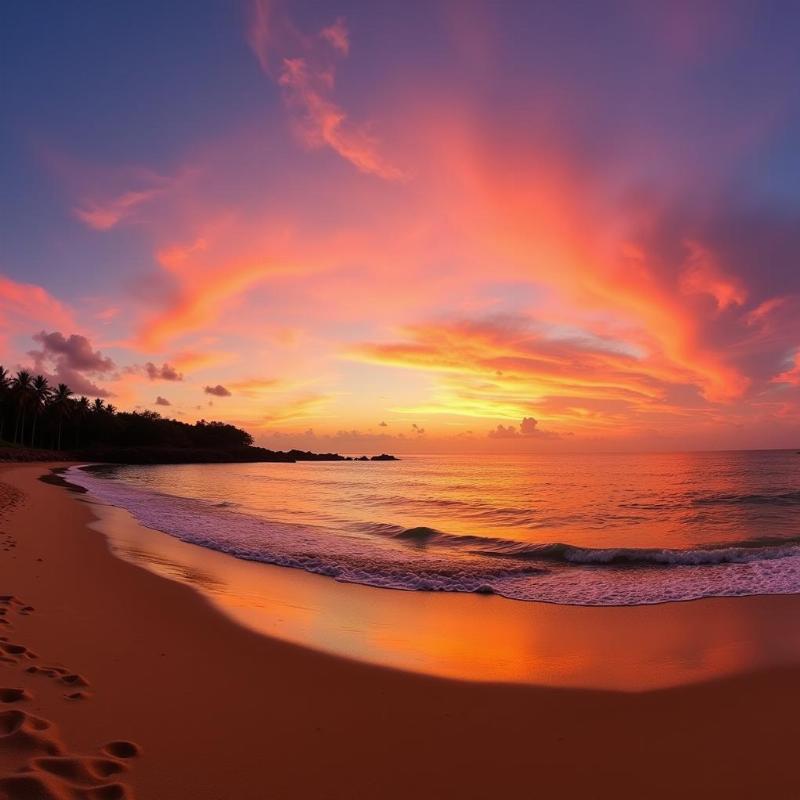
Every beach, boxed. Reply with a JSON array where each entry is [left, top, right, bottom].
[[2, 462, 800, 799]]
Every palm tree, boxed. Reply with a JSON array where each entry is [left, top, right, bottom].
[[51, 383, 73, 450], [92, 398, 105, 415], [0, 366, 9, 442], [29, 375, 51, 447], [11, 370, 33, 445], [105, 404, 117, 415], [73, 396, 90, 447]]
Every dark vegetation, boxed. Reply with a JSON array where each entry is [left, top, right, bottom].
[[0, 367, 396, 463]]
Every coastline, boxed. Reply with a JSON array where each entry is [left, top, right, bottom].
[[2, 464, 800, 798], [73, 474, 800, 691]]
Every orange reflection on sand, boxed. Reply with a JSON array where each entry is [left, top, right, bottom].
[[86, 498, 800, 691]]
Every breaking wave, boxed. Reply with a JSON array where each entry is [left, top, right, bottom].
[[378, 525, 800, 566]]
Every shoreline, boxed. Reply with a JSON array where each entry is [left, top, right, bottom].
[[1, 463, 800, 797], [59, 464, 800, 691], [77, 476, 800, 691]]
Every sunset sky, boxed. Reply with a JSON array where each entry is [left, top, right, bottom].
[[3, 1, 800, 453]]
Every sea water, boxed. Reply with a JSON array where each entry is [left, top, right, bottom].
[[66, 450, 800, 606]]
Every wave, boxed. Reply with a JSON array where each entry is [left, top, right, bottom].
[[63, 465, 800, 606], [378, 525, 800, 567]]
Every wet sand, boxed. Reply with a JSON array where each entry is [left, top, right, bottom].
[[83, 493, 800, 692], [1, 463, 800, 798]]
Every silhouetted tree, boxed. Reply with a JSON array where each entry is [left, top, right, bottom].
[[50, 383, 73, 451], [29, 375, 51, 447], [72, 396, 90, 447], [1, 375, 257, 455], [0, 366, 9, 442], [11, 370, 33, 445]]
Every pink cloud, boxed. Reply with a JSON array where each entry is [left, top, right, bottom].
[[74, 186, 165, 230], [320, 18, 349, 55], [247, 1, 403, 180], [0, 276, 76, 338], [773, 353, 800, 386], [41, 148, 175, 232]]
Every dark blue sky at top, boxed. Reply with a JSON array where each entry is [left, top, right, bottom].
[[1, 1, 262, 296]]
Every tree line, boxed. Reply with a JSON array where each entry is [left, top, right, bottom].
[[0, 367, 253, 452]]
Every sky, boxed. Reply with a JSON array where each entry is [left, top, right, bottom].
[[2, 0, 800, 453]]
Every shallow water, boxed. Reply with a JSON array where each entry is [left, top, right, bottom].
[[66, 451, 800, 605]]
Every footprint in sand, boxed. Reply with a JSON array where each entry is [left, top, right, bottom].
[[0, 588, 138, 796], [0, 596, 28, 627], [25, 665, 91, 691], [0, 641, 37, 664], [64, 692, 92, 700], [0, 710, 140, 799], [2, 630, 92, 703], [102, 742, 141, 760], [29, 754, 128, 783], [0, 688, 31, 703], [0, 708, 64, 756], [59, 673, 89, 688], [0, 773, 132, 799]]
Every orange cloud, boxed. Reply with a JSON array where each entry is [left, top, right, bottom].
[[226, 377, 281, 397], [171, 350, 235, 373], [400, 112, 753, 404], [352, 316, 721, 434], [244, 392, 334, 427], [679, 240, 746, 311], [139, 263, 275, 350]]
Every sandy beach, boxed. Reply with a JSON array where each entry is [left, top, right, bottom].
[[1, 463, 800, 799]]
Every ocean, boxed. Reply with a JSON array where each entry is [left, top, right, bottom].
[[65, 450, 800, 606]]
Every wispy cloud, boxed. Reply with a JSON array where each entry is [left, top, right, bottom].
[[71, 167, 173, 231], [351, 315, 721, 433], [0, 277, 75, 335], [226, 377, 280, 397], [74, 187, 164, 231], [247, 0, 403, 180]]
